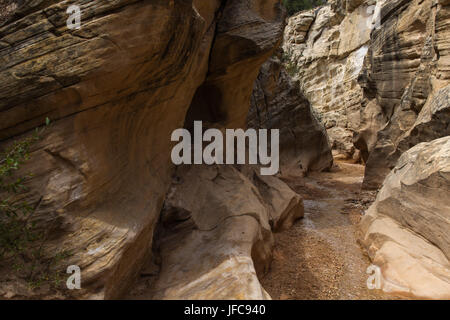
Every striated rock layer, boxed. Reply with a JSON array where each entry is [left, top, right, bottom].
[[248, 56, 333, 175], [0, 0, 285, 299], [355, 0, 450, 189], [359, 137, 450, 299], [355, 0, 450, 300], [282, 0, 377, 159]]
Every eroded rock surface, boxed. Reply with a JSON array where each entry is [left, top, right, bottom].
[[248, 56, 333, 175], [0, 0, 284, 299], [355, 0, 450, 189], [282, 0, 376, 159], [359, 137, 450, 299], [128, 165, 303, 300]]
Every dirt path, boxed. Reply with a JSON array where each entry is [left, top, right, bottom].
[[260, 161, 401, 300]]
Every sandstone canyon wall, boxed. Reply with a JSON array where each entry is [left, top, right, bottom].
[[0, 0, 297, 299], [282, 0, 377, 159], [283, 0, 450, 176], [2, 0, 449, 301], [356, 0, 450, 189], [355, 0, 450, 299], [283, 0, 450, 299], [127, 163, 305, 299], [127, 49, 334, 301], [248, 55, 333, 175], [130, 52, 334, 299]]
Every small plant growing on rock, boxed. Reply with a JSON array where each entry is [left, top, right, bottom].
[[282, 52, 301, 77], [0, 118, 71, 291]]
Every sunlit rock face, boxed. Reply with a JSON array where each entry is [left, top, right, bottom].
[[0, 0, 285, 299], [359, 136, 450, 299], [284, 0, 450, 184], [355, 0, 450, 189], [282, 0, 376, 159]]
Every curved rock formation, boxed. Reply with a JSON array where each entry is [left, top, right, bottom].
[[359, 136, 450, 299], [127, 164, 303, 300], [0, 0, 285, 299]]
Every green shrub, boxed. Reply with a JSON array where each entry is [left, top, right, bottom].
[[282, 0, 327, 16], [0, 118, 72, 289], [0, 129, 42, 260]]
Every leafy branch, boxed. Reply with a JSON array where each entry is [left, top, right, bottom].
[[0, 118, 72, 290]]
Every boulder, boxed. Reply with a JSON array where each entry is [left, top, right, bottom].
[[128, 165, 303, 300], [359, 137, 450, 299]]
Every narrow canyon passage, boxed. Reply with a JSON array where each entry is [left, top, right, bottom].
[[127, 161, 407, 300], [261, 161, 401, 300], [1, 0, 449, 301]]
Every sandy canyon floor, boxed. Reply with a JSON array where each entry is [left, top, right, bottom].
[[261, 161, 406, 300]]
